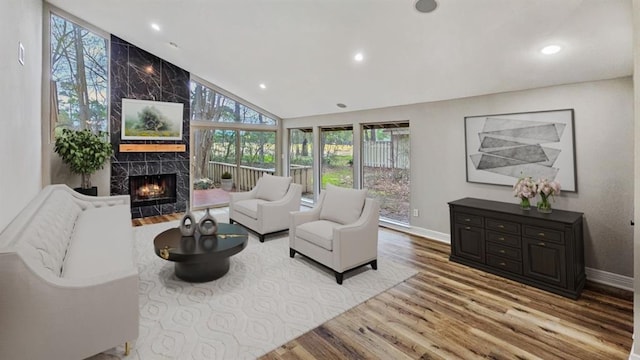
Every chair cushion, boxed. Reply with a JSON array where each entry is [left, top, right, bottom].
[[296, 220, 342, 251], [320, 184, 367, 225], [255, 174, 292, 201], [234, 198, 269, 220]]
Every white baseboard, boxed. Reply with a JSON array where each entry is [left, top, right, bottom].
[[382, 224, 633, 292], [380, 223, 450, 244], [629, 340, 640, 360], [585, 267, 633, 291]]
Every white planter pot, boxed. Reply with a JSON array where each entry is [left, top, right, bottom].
[[221, 178, 233, 191]]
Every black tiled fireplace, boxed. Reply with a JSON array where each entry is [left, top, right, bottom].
[[109, 35, 190, 219]]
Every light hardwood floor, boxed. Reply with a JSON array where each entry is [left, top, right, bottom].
[[134, 214, 633, 360]]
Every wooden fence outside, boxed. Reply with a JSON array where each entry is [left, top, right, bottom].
[[362, 138, 409, 169], [207, 161, 312, 192]]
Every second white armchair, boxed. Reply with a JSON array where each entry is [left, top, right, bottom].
[[289, 184, 380, 284], [229, 174, 302, 242]]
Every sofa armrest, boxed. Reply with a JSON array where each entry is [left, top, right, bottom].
[[0, 253, 139, 360]]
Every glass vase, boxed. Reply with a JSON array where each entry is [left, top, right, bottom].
[[519, 197, 531, 210], [537, 194, 552, 214]]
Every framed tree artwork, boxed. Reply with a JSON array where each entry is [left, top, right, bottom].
[[464, 109, 577, 192], [121, 98, 184, 141]]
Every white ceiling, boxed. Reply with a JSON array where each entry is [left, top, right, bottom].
[[46, 0, 633, 119]]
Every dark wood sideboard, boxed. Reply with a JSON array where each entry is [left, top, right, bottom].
[[448, 198, 585, 299]]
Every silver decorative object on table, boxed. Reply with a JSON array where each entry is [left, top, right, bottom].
[[198, 208, 218, 235], [179, 201, 196, 236]]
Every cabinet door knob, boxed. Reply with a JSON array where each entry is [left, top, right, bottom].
[[465, 226, 471, 230], [498, 224, 505, 228], [499, 262, 506, 266], [538, 242, 546, 246], [538, 232, 545, 237], [498, 237, 505, 241], [499, 250, 506, 254], [465, 218, 471, 222]]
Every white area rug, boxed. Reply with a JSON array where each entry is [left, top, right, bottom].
[[96, 213, 416, 359]]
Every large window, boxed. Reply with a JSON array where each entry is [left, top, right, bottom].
[[50, 13, 108, 136], [191, 81, 276, 125], [321, 127, 354, 189], [362, 122, 410, 224], [289, 128, 314, 202], [190, 79, 279, 209]]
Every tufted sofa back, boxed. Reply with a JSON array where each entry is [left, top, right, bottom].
[[15, 190, 84, 276]]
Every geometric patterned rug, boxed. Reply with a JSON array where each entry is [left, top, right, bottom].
[[91, 213, 417, 359]]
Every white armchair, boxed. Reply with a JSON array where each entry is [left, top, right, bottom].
[[289, 184, 380, 284], [229, 174, 302, 242]]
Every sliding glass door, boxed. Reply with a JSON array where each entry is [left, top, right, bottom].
[[320, 127, 354, 189], [289, 128, 314, 202], [362, 122, 410, 224]]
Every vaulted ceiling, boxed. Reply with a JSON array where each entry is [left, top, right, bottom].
[[46, 0, 633, 119]]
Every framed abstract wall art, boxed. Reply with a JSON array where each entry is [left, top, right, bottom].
[[121, 98, 184, 140], [464, 109, 576, 192]]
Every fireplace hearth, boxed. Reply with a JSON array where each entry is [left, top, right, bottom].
[[129, 174, 177, 207]]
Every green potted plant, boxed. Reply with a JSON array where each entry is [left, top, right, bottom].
[[220, 171, 233, 191], [54, 129, 113, 195]]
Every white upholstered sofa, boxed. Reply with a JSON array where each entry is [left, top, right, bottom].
[[0, 184, 138, 360], [229, 174, 302, 242], [289, 184, 380, 284]]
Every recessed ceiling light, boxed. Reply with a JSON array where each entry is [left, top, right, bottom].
[[259, 83, 267, 89], [337, 103, 347, 108], [151, 23, 160, 31], [415, 0, 438, 13], [541, 45, 562, 55], [354, 53, 364, 62]]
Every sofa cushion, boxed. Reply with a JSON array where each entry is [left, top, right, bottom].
[[296, 220, 342, 251], [234, 198, 269, 220], [255, 175, 292, 202], [62, 204, 135, 279], [319, 184, 367, 225], [17, 190, 83, 276]]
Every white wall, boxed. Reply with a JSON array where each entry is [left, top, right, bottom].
[[285, 77, 634, 278], [0, 0, 43, 232], [629, 0, 639, 358]]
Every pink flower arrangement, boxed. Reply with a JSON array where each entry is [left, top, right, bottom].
[[514, 176, 561, 212], [513, 176, 536, 200], [535, 178, 561, 198]]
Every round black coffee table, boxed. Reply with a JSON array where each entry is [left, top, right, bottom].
[[154, 223, 248, 282]]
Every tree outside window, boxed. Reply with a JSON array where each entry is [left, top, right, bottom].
[[50, 14, 108, 137]]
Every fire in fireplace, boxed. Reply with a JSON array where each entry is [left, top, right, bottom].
[[129, 174, 177, 207]]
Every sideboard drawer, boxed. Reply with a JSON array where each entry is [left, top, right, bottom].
[[487, 254, 522, 275], [523, 226, 563, 244], [486, 242, 522, 261], [486, 218, 520, 235], [454, 212, 483, 227], [485, 230, 521, 248]]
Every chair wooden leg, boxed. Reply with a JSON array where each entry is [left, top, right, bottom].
[[289, 248, 296, 258], [124, 342, 131, 356], [229, 219, 234, 224], [371, 259, 378, 270], [335, 272, 343, 285], [259, 234, 265, 243]]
